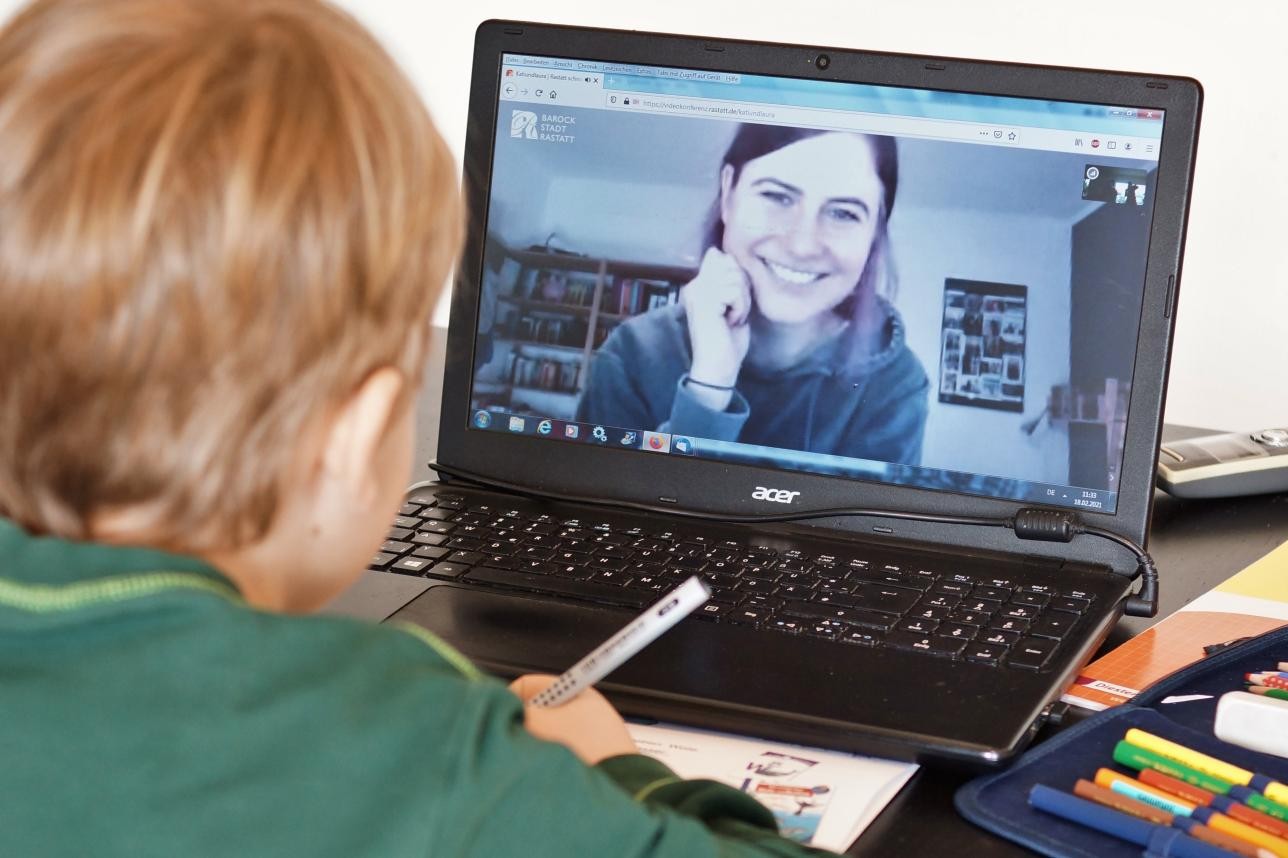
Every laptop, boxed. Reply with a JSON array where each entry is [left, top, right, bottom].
[[376, 20, 1201, 767]]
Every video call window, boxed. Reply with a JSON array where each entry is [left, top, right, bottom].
[[469, 58, 1162, 512]]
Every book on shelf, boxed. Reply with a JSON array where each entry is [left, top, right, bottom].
[[1061, 540, 1288, 711], [609, 277, 680, 316], [519, 268, 598, 307], [505, 350, 582, 394]]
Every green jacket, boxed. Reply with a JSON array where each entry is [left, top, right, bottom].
[[0, 518, 829, 856]]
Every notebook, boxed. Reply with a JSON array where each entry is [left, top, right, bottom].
[[378, 20, 1202, 767]]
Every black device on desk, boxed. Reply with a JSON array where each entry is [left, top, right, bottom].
[[373, 21, 1201, 768]]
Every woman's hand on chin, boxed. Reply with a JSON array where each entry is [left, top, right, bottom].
[[681, 247, 753, 405]]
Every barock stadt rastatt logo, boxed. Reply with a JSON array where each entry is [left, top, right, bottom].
[[509, 109, 577, 144]]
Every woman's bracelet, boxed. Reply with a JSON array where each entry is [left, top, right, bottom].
[[685, 375, 735, 392]]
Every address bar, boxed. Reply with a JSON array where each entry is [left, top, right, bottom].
[[604, 90, 1022, 146]]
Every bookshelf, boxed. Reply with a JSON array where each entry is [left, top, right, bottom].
[[476, 243, 694, 417]]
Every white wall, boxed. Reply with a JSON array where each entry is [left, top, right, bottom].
[[897, 207, 1073, 485], [4, 0, 1284, 432]]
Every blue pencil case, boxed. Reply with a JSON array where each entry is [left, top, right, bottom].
[[955, 624, 1288, 858]]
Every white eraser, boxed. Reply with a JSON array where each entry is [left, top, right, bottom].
[[1214, 691, 1288, 760]]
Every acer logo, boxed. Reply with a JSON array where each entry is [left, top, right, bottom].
[[752, 486, 800, 504]]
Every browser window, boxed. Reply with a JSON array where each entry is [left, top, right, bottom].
[[469, 52, 1166, 514]]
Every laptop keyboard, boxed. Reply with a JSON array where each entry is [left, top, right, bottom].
[[371, 487, 1098, 672]]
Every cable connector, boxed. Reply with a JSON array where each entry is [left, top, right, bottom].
[[1011, 508, 1078, 542], [1123, 555, 1159, 618], [1011, 507, 1159, 618]]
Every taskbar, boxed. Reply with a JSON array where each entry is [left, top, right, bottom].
[[468, 408, 1118, 514], [470, 408, 695, 456]]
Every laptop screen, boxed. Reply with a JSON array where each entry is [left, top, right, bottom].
[[467, 52, 1166, 515]]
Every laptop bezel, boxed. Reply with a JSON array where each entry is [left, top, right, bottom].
[[437, 19, 1202, 576]]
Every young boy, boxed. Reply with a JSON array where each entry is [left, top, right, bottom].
[[0, 1, 829, 854]]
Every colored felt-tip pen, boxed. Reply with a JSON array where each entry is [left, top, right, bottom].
[[1112, 741, 1288, 824], [1028, 784, 1248, 858], [1139, 768, 1288, 840], [529, 576, 710, 709], [1125, 729, 1288, 808]]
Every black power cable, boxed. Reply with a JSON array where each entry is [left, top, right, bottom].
[[427, 460, 1159, 618]]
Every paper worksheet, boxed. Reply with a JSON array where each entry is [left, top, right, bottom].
[[625, 720, 918, 852]]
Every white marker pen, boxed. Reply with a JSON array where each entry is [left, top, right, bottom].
[[529, 576, 711, 708]]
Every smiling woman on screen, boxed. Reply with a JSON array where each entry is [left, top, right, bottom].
[[576, 124, 929, 465]]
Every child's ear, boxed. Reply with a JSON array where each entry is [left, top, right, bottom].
[[319, 367, 405, 507]]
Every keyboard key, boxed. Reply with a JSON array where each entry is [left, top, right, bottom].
[[897, 618, 940, 635], [390, 556, 434, 575], [418, 520, 455, 535], [411, 545, 449, 561], [1059, 589, 1095, 602], [780, 602, 898, 631], [1011, 591, 1050, 608], [964, 644, 1007, 665], [421, 507, 457, 521], [727, 608, 771, 626], [519, 546, 555, 561], [696, 603, 731, 621], [805, 621, 844, 640], [840, 629, 883, 647], [446, 550, 483, 566], [950, 610, 991, 627], [398, 502, 424, 517], [990, 617, 1030, 634], [936, 623, 978, 642], [851, 582, 921, 615], [738, 577, 778, 596], [885, 631, 967, 659], [980, 629, 1021, 646], [933, 581, 972, 596], [590, 570, 633, 587], [369, 552, 397, 570], [423, 560, 471, 580], [464, 567, 649, 608], [1049, 596, 1092, 614], [1007, 637, 1059, 670], [766, 619, 803, 635], [707, 588, 743, 606], [972, 586, 1011, 602], [381, 539, 412, 556], [387, 527, 414, 541], [671, 555, 707, 572], [961, 598, 1001, 614], [919, 593, 962, 610], [998, 604, 1040, 622], [742, 595, 786, 611], [908, 605, 952, 622], [1030, 614, 1078, 640], [774, 583, 814, 600]]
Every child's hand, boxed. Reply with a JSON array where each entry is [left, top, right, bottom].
[[509, 674, 638, 765]]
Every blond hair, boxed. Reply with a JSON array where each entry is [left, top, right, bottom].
[[0, 0, 461, 550]]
